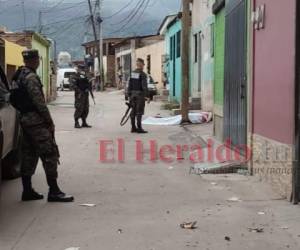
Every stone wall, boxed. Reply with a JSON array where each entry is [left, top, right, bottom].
[[251, 133, 293, 199]]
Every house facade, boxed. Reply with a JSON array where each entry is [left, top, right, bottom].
[[1, 31, 53, 101], [82, 38, 122, 87], [135, 39, 165, 89], [191, 0, 214, 111], [164, 15, 182, 103], [250, 0, 297, 199], [212, 0, 225, 141], [0, 38, 26, 81]]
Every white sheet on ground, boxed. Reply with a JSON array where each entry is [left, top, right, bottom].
[[142, 112, 212, 126]]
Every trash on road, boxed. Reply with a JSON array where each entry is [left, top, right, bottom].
[[258, 211, 266, 215], [65, 248, 80, 250], [117, 229, 123, 234], [248, 227, 264, 233], [211, 182, 217, 185], [224, 236, 231, 241], [168, 166, 174, 170], [79, 203, 96, 207], [280, 226, 289, 230], [226, 197, 242, 202], [142, 112, 212, 126], [190, 161, 242, 175], [180, 221, 197, 230]]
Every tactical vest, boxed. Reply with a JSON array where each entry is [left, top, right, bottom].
[[129, 72, 143, 92], [10, 67, 38, 114], [75, 74, 90, 92]]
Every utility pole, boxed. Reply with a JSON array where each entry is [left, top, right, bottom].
[[96, 0, 104, 91], [87, 0, 102, 91], [38, 11, 43, 33], [21, 0, 27, 30], [181, 0, 191, 123]]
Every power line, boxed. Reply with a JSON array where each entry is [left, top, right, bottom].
[[108, 0, 148, 34], [109, 0, 145, 26], [14, 14, 89, 31], [42, 0, 66, 13], [102, 0, 133, 19]]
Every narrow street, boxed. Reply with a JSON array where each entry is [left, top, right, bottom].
[[0, 91, 300, 250]]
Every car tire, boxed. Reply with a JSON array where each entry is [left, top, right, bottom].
[[1, 131, 22, 180]]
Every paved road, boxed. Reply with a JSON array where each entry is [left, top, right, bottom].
[[0, 91, 300, 250]]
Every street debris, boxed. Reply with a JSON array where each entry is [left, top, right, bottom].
[[280, 226, 289, 230], [79, 203, 96, 207], [248, 227, 264, 233], [142, 112, 212, 126], [117, 229, 123, 234], [224, 236, 231, 241], [190, 161, 242, 175], [226, 197, 242, 202], [180, 221, 197, 230], [65, 248, 80, 250], [258, 211, 266, 215], [210, 182, 217, 185], [168, 166, 174, 170]]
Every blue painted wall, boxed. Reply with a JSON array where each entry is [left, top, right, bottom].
[[165, 19, 182, 103]]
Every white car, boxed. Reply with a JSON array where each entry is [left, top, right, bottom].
[[56, 68, 77, 90]]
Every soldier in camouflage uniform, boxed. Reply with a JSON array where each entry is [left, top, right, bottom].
[[11, 50, 74, 202], [72, 65, 92, 129], [128, 58, 150, 134]]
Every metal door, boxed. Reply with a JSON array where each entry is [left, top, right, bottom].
[[224, 0, 247, 147]]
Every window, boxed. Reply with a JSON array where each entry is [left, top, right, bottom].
[[210, 23, 215, 57], [147, 55, 151, 74], [194, 34, 198, 63], [176, 31, 181, 58], [170, 37, 173, 60]]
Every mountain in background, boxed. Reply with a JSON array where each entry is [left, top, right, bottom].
[[0, 0, 181, 59]]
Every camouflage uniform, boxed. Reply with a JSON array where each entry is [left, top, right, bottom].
[[72, 72, 90, 123], [128, 68, 148, 132], [16, 67, 58, 179]]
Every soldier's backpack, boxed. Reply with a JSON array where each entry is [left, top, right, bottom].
[[10, 67, 37, 113]]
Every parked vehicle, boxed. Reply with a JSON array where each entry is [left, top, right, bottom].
[[125, 74, 158, 100], [56, 68, 77, 91], [0, 65, 22, 183]]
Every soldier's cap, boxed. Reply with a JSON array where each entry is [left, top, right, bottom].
[[22, 49, 39, 60], [136, 58, 145, 65]]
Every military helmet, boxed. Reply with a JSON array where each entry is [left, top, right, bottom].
[[22, 49, 39, 60], [136, 58, 145, 65]]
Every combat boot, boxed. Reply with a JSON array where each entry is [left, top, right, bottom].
[[21, 176, 44, 201], [82, 119, 92, 128], [47, 177, 74, 203], [131, 117, 137, 133], [74, 119, 81, 129], [136, 115, 148, 134]]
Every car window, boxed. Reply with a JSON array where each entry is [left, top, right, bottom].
[[64, 72, 76, 78]]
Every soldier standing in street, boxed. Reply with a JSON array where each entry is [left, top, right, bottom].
[[128, 58, 150, 133], [10, 49, 74, 202], [72, 65, 92, 129]]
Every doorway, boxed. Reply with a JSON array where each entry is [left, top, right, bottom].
[[223, 0, 247, 148]]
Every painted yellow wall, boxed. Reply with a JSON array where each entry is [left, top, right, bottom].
[[135, 41, 165, 89], [5, 39, 25, 68]]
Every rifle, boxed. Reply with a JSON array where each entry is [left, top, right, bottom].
[[88, 77, 96, 105], [120, 102, 132, 126], [52, 131, 60, 165], [89, 89, 96, 105]]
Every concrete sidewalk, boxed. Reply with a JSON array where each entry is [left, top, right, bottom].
[[0, 90, 300, 250]]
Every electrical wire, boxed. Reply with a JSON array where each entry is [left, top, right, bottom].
[[42, 0, 66, 13], [109, 0, 145, 26], [102, 0, 133, 19], [108, 0, 149, 34]]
